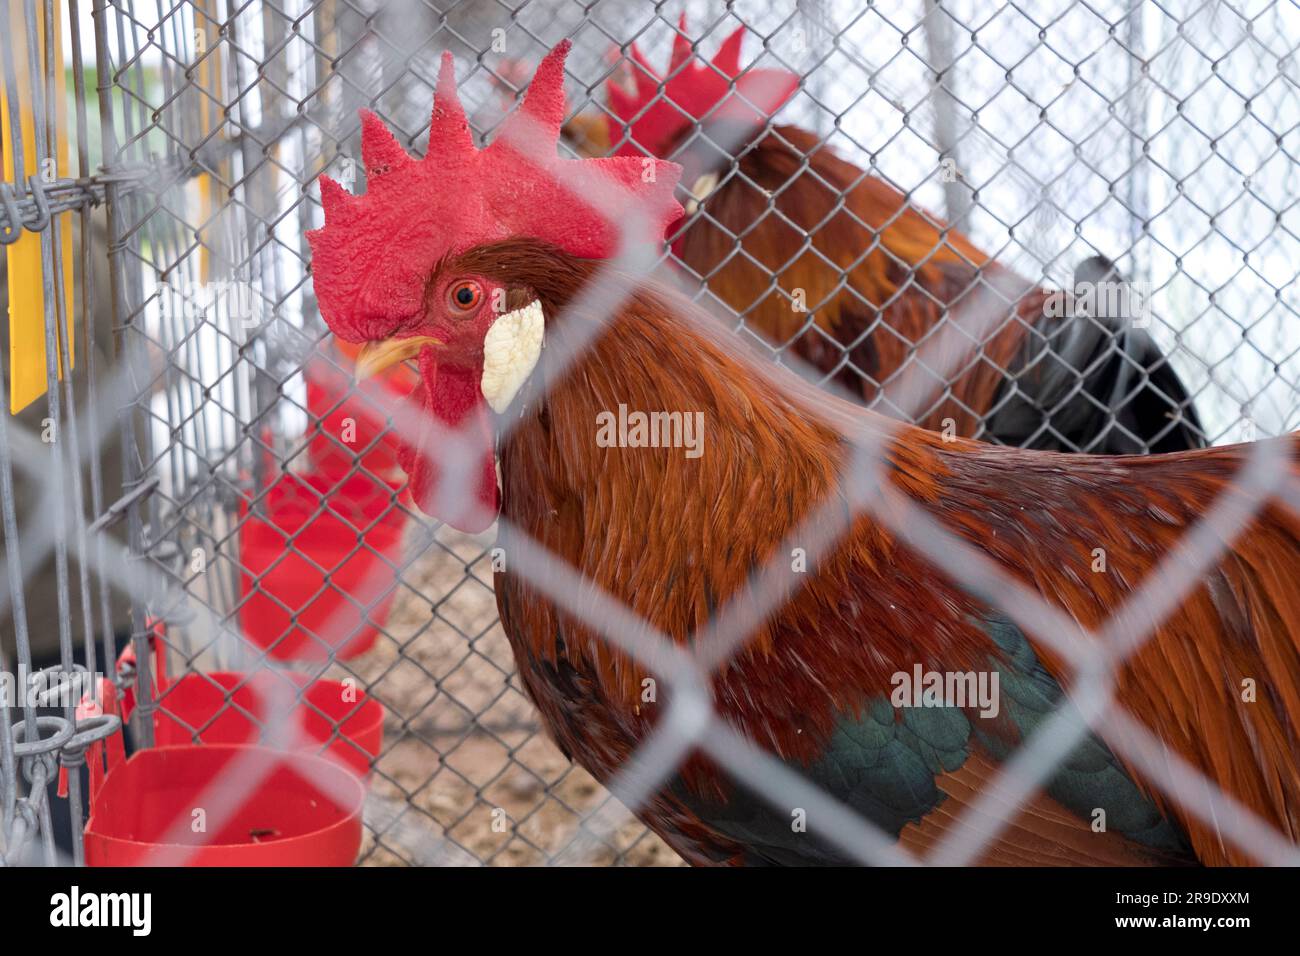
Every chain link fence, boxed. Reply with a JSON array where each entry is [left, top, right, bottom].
[[1, 0, 1297, 866]]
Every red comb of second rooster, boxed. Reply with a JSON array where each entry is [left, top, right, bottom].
[[308, 41, 684, 344], [605, 18, 799, 158]]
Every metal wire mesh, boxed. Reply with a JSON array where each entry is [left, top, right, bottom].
[[1, 0, 1298, 866]]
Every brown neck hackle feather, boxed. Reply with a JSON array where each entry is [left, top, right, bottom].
[[672, 124, 1047, 435], [458, 240, 1300, 863], [459, 241, 996, 777]]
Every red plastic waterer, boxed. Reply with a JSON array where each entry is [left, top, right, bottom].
[[84, 744, 365, 866], [238, 471, 405, 661], [305, 343, 416, 480], [152, 671, 383, 778], [115, 628, 384, 779]]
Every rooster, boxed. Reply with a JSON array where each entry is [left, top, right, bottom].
[[308, 44, 1300, 866], [591, 22, 1206, 454]]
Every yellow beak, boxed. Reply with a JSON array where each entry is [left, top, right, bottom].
[[354, 336, 443, 380]]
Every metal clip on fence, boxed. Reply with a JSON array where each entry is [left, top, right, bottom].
[[56, 682, 126, 806], [23, 172, 50, 232], [0, 181, 23, 243]]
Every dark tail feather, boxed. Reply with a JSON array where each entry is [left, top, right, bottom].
[[984, 256, 1207, 454]]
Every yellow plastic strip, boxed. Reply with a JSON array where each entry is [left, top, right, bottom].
[[194, 1, 223, 283], [3, 0, 74, 413]]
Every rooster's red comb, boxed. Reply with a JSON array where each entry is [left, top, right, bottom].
[[308, 41, 684, 343], [605, 18, 799, 158]]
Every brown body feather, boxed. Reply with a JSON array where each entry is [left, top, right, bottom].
[[670, 124, 1045, 435], [565, 118, 1203, 452], [452, 240, 1299, 866]]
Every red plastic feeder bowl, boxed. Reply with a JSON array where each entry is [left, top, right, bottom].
[[152, 671, 383, 778], [84, 745, 364, 866], [305, 345, 416, 480], [239, 471, 405, 661]]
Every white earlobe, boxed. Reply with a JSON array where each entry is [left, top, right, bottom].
[[685, 171, 718, 216], [481, 300, 544, 413]]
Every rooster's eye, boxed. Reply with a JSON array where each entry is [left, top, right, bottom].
[[448, 280, 483, 314]]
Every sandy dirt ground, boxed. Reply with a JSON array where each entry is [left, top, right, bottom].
[[334, 521, 685, 866]]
